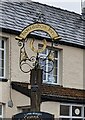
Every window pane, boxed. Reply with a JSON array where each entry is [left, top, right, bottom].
[[72, 106, 82, 117], [0, 50, 4, 60], [53, 67, 57, 75], [48, 60, 53, 71], [2, 40, 4, 48], [60, 105, 70, 116], [0, 118, 2, 120], [54, 60, 58, 67], [53, 75, 57, 83], [0, 40, 4, 48], [48, 74, 52, 82], [0, 60, 4, 68], [55, 51, 58, 58], [0, 105, 2, 115], [0, 68, 4, 77]]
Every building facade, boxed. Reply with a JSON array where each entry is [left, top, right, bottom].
[[0, 1, 85, 119]]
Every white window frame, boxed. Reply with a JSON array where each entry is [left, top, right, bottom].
[[39, 47, 59, 85], [59, 103, 85, 120], [0, 38, 6, 79]]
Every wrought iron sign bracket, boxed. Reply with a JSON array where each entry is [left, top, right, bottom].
[[15, 22, 61, 73]]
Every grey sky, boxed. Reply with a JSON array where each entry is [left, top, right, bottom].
[[32, 0, 82, 14]]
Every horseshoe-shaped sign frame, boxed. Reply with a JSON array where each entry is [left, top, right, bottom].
[[16, 22, 61, 41]]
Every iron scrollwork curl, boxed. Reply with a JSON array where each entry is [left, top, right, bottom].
[[19, 40, 36, 73]]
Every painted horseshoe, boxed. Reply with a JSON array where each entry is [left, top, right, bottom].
[[29, 39, 47, 53]]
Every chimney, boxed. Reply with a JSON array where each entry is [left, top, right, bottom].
[[81, 0, 85, 20]]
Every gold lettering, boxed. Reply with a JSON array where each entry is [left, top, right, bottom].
[[48, 28, 55, 35], [17, 23, 60, 40]]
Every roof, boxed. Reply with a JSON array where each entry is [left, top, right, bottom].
[[12, 81, 85, 104], [0, 1, 85, 48]]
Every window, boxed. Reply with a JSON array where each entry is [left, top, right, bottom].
[[60, 105, 70, 116], [0, 105, 3, 119], [0, 38, 6, 79], [39, 47, 59, 84], [60, 104, 85, 120]]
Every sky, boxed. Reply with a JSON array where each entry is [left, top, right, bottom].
[[32, 0, 83, 14]]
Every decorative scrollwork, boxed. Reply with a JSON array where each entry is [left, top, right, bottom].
[[17, 39, 55, 73], [18, 40, 23, 47], [30, 56, 36, 62], [15, 22, 61, 74], [19, 40, 35, 73], [20, 61, 33, 73]]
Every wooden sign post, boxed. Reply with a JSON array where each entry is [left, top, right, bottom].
[[30, 68, 43, 112]]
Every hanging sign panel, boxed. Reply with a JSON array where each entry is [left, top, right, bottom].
[[12, 111, 54, 120]]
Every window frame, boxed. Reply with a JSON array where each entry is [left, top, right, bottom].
[[0, 38, 6, 79], [0, 104, 4, 119], [60, 103, 85, 120], [39, 46, 60, 85]]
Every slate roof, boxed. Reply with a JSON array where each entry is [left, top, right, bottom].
[[0, 1, 85, 47]]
